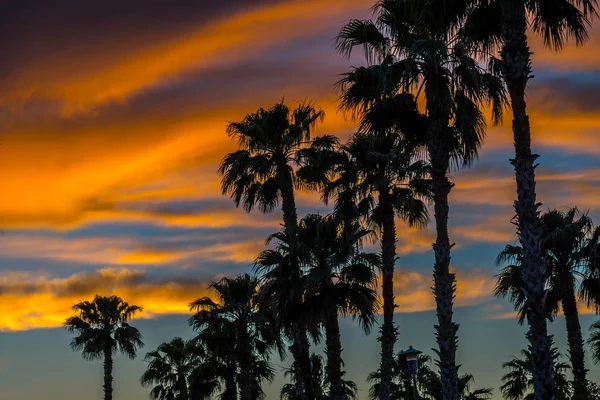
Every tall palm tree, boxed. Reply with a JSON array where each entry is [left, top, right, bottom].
[[298, 213, 379, 400], [64, 295, 144, 400], [189, 274, 281, 400], [310, 130, 429, 400], [459, 0, 600, 397], [336, 3, 505, 398], [219, 101, 326, 399], [141, 337, 202, 400], [500, 348, 572, 400], [495, 208, 597, 398]]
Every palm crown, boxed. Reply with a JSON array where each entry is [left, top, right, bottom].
[[64, 294, 144, 361], [219, 101, 325, 214], [64, 295, 144, 400], [336, 0, 506, 168], [495, 208, 598, 323], [141, 337, 202, 400], [500, 348, 572, 400], [189, 274, 281, 400]]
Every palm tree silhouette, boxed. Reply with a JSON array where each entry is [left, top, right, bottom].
[[500, 348, 572, 400], [336, 3, 505, 398], [496, 208, 599, 396], [305, 130, 429, 400], [219, 101, 327, 400], [64, 295, 144, 400], [292, 213, 379, 399], [367, 352, 492, 400], [189, 274, 281, 400], [588, 320, 600, 369], [459, 0, 600, 396], [141, 337, 202, 400], [280, 354, 344, 400]]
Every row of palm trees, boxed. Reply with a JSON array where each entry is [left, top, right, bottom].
[[63, 0, 600, 399]]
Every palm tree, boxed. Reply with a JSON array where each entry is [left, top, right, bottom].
[[589, 320, 600, 365], [189, 323, 238, 400], [299, 213, 379, 400], [459, 0, 600, 396], [496, 208, 597, 398], [281, 354, 349, 400], [219, 101, 326, 399], [64, 295, 144, 400], [500, 348, 572, 400], [420, 371, 494, 400], [141, 337, 202, 400], [308, 130, 429, 400], [336, 3, 505, 398], [368, 353, 435, 400], [367, 352, 492, 400], [189, 274, 281, 400]]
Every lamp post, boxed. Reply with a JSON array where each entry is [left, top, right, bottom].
[[400, 346, 422, 400]]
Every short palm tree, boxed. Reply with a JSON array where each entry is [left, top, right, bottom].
[[189, 274, 281, 400], [219, 101, 326, 399], [459, 0, 600, 396], [281, 354, 346, 400], [311, 130, 429, 400], [496, 208, 597, 398], [420, 370, 493, 400], [189, 322, 238, 400], [367, 353, 433, 400], [298, 213, 380, 400], [336, 3, 505, 398], [500, 348, 572, 400], [64, 295, 144, 400], [141, 337, 202, 400], [367, 352, 492, 400], [589, 320, 600, 365]]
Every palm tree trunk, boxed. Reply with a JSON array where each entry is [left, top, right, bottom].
[[379, 188, 398, 400], [103, 347, 113, 400], [562, 288, 589, 399], [223, 362, 238, 400], [179, 372, 189, 400], [289, 323, 315, 400], [324, 302, 344, 400], [500, 3, 555, 399], [238, 317, 254, 400], [280, 171, 315, 400], [428, 132, 459, 400]]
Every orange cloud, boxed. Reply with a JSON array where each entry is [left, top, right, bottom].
[[0, 265, 498, 331], [393, 268, 496, 314], [0, 268, 217, 331], [0, 233, 265, 268], [530, 24, 600, 71], [1, 0, 372, 113]]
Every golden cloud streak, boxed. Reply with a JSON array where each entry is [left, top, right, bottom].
[[393, 268, 496, 314], [0, 234, 265, 267], [0, 268, 216, 331], [2, 0, 372, 113], [0, 266, 496, 331]]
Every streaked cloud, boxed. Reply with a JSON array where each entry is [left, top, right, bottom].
[[394, 268, 496, 314], [0, 268, 216, 331], [0, 265, 497, 331]]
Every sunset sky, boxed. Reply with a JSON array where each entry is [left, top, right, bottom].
[[1, 1, 600, 399]]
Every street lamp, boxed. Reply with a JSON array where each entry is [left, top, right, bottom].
[[400, 346, 422, 400]]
